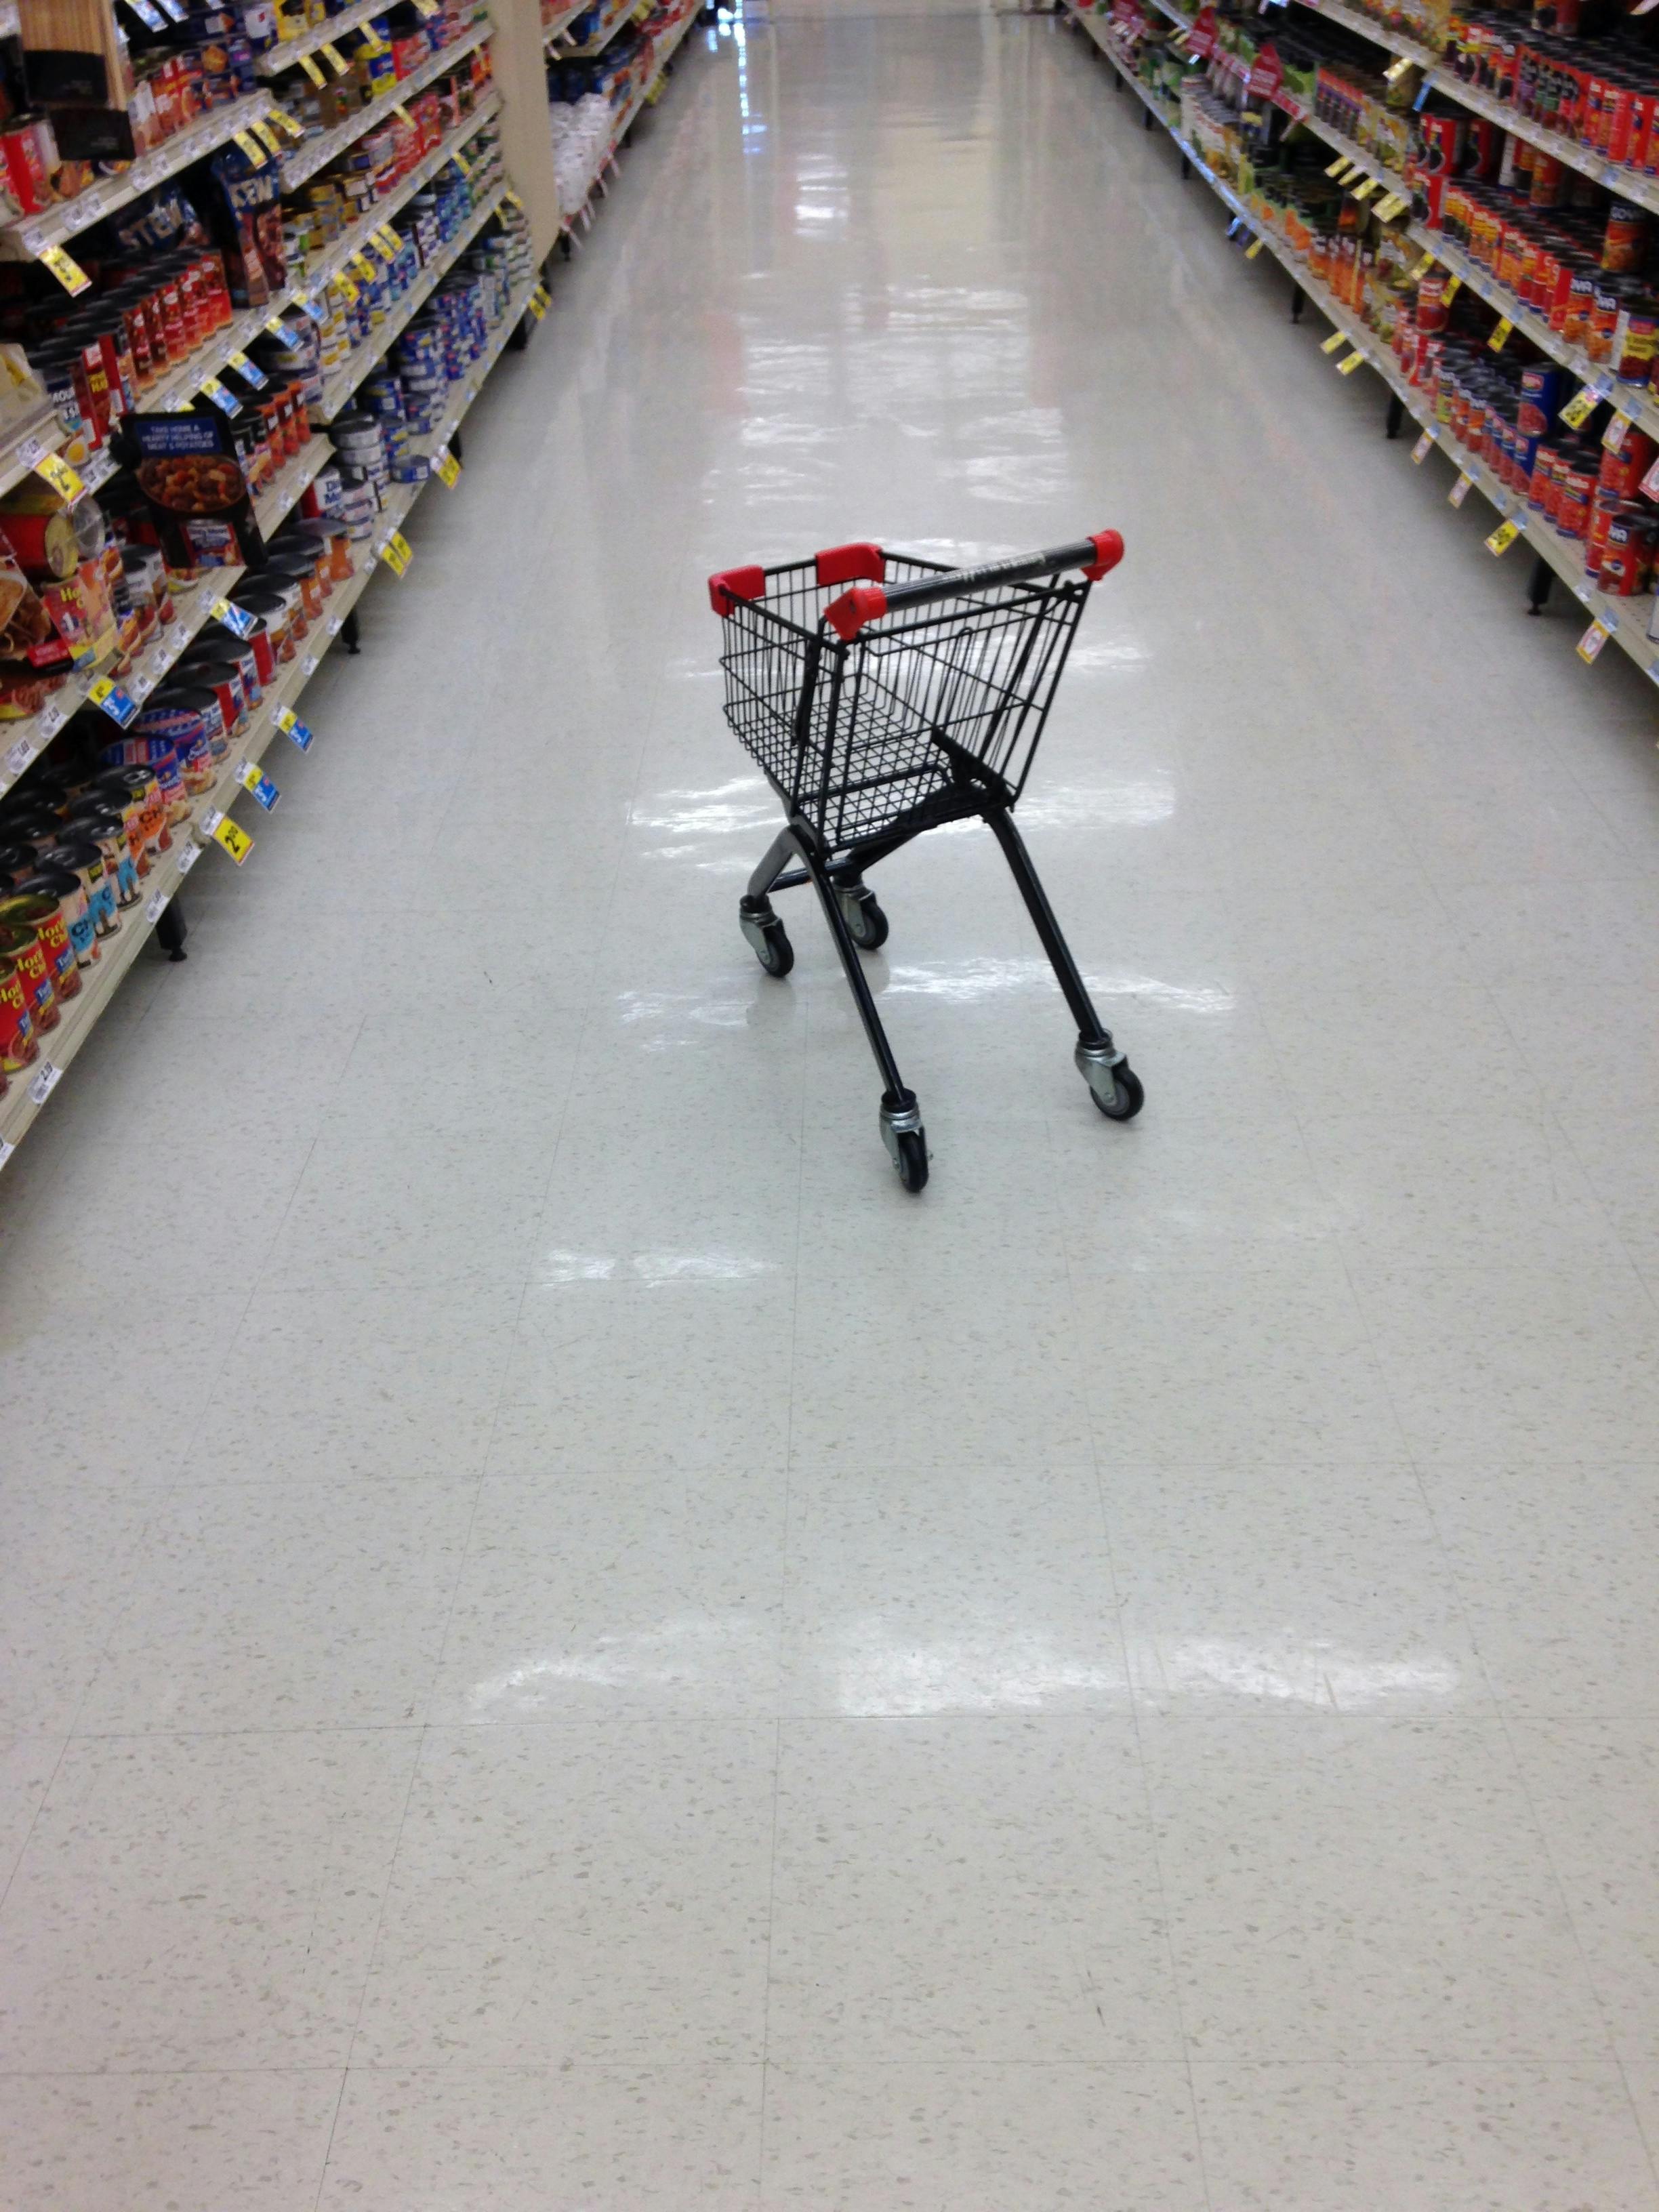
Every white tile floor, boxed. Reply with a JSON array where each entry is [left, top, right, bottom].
[[3, 0, 1659, 2200]]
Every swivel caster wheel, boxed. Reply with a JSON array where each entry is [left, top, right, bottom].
[[880, 1092, 928, 1192], [1076, 1040, 1144, 1122], [835, 878, 889, 951], [740, 903, 793, 977]]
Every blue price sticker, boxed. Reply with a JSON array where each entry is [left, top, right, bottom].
[[88, 677, 138, 726], [249, 774, 280, 811], [211, 597, 256, 639], [274, 704, 314, 750], [227, 349, 268, 388], [1412, 77, 1431, 108]]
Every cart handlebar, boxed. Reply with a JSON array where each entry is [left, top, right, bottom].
[[822, 531, 1124, 641]]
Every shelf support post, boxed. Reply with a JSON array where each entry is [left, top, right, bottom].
[[1525, 556, 1552, 616], [1289, 283, 1305, 323], [1385, 392, 1405, 439], [157, 898, 188, 962], [341, 608, 361, 655]]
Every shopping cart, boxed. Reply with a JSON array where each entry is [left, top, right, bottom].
[[708, 531, 1143, 1192]]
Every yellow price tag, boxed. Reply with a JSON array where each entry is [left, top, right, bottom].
[[1324, 153, 1349, 178], [31, 449, 83, 501], [375, 223, 401, 253], [233, 127, 268, 166], [379, 540, 409, 575], [1560, 384, 1598, 430], [413, 0, 438, 14], [1441, 274, 1460, 304], [350, 250, 377, 281], [451, 149, 472, 177], [371, 231, 398, 263], [1384, 52, 1412, 79], [1603, 411, 1630, 453], [358, 25, 389, 54], [1578, 618, 1611, 662], [529, 282, 550, 314], [1374, 192, 1407, 221], [213, 815, 254, 863], [1485, 517, 1521, 554], [1351, 176, 1381, 201], [392, 102, 414, 128], [1448, 472, 1473, 506], [1411, 428, 1435, 462], [1488, 315, 1513, 351], [39, 242, 90, 295], [321, 38, 349, 70], [300, 50, 326, 84], [1319, 329, 1349, 354], [1336, 349, 1366, 374], [252, 117, 283, 156], [389, 529, 412, 563], [1245, 235, 1264, 259], [433, 445, 461, 487], [1410, 251, 1435, 281], [335, 270, 361, 305], [503, 187, 524, 211], [268, 105, 304, 138]]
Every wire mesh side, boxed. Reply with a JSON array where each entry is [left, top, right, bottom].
[[715, 554, 1090, 846]]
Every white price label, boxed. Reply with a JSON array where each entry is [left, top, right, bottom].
[[36, 703, 64, 741], [201, 808, 225, 836], [0, 1135, 13, 1170], [176, 838, 201, 874], [328, 614, 344, 636], [145, 888, 169, 924], [302, 654, 319, 676], [28, 1060, 60, 1105], [4, 736, 33, 778]]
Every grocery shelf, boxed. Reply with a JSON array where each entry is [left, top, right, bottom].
[[1292, 0, 1659, 220], [292, 92, 503, 309], [0, 266, 539, 1165], [1067, 0, 1659, 691], [279, 15, 493, 189], [565, 0, 640, 58], [0, 402, 73, 500], [1, 90, 273, 260], [256, 0, 394, 77], [544, 0, 592, 46], [1407, 222, 1659, 449], [0, 434, 331, 805], [602, 7, 699, 163], [310, 181, 509, 420]]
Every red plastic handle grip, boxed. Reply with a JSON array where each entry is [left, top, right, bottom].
[[708, 565, 765, 615], [825, 584, 888, 640]]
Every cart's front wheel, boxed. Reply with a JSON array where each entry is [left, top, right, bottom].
[[1090, 1062, 1145, 1121], [893, 1128, 928, 1191], [740, 908, 794, 977]]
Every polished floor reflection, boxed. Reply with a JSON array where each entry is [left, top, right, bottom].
[[4, 0, 1659, 2203]]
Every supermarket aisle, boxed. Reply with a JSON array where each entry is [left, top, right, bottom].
[[6, 1, 1659, 2205]]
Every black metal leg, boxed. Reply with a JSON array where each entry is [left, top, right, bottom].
[[794, 835, 909, 1100], [157, 895, 187, 962], [745, 824, 800, 904], [983, 806, 1113, 1048], [341, 607, 361, 655], [1180, 152, 1190, 178], [1526, 554, 1552, 615], [1385, 393, 1405, 438], [449, 428, 464, 464], [1290, 283, 1305, 322], [1141, 104, 1154, 129]]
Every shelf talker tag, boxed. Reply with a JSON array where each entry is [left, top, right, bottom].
[[1320, 328, 1349, 354], [432, 444, 461, 487], [1488, 315, 1513, 352], [1384, 51, 1411, 79], [227, 348, 268, 387], [87, 676, 138, 726], [251, 117, 284, 157], [265, 314, 302, 344], [211, 596, 256, 638], [1441, 274, 1461, 304], [1324, 152, 1349, 177], [1410, 250, 1435, 281], [1244, 234, 1264, 259], [1485, 517, 1521, 555], [275, 705, 314, 751], [1336, 348, 1366, 375], [1411, 427, 1435, 462], [321, 38, 350, 70], [39, 243, 91, 295], [200, 375, 239, 413], [211, 814, 255, 863], [237, 760, 280, 811], [300, 49, 327, 84], [31, 449, 83, 502], [1603, 411, 1631, 454], [233, 127, 268, 167], [1351, 175, 1381, 201], [1448, 472, 1473, 506], [1578, 618, 1612, 662]]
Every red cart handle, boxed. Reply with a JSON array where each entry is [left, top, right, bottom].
[[823, 531, 1124, 641]]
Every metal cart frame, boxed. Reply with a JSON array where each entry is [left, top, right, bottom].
[[708, 532, 1143, 1191]]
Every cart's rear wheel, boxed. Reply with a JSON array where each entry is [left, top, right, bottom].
[[837, 881, 889, 951], [893, 1128, 928, 1191], [1090, 1062, 1145, 1120], [741, 909, 794, 977]]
